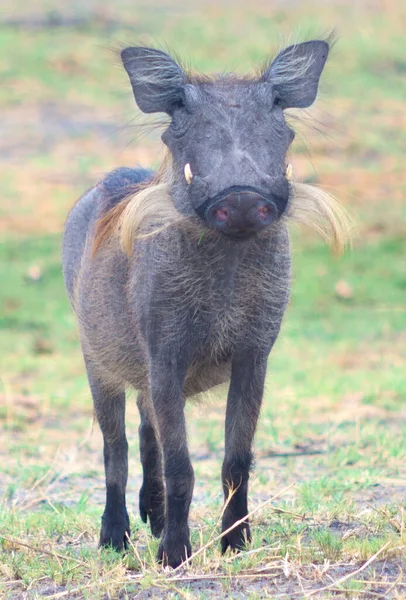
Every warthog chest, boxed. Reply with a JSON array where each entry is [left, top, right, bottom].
[[187, 271, 270, 361]]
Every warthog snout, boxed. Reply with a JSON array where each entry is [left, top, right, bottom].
[[208, 191, 277, 237], [199, 188, 287, 238]]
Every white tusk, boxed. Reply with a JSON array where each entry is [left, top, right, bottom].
[[184, 163, 193, 185], [285, 163, 293, 181]]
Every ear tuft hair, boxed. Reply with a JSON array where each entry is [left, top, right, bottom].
[[121, 46, 187, 114], [262, 40, 329, 109]]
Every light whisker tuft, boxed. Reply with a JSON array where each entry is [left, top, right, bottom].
[[289, 182, 353, 255]]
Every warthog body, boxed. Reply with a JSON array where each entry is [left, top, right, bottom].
[[62, 40, 345, 567]]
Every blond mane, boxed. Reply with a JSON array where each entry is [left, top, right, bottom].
[[92, 163, 351, 257], [288, 182, 352, 254]]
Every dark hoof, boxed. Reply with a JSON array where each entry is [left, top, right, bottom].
[[99, 514, 130, 552], [221, 516, 251, 554], [157, 533, 192, 569], [139, 483, 165, 538]]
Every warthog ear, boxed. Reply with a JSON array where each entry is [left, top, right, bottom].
[[263, 40, 330, 109], [121, 47, 187, 114]]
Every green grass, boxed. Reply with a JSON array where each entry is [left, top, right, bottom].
[[1, 0, 406, 597]]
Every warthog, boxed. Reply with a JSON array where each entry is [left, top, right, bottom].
[[62, 39, 347, 567]]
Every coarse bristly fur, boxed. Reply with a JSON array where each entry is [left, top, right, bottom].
[[62, 38, 351, 570]]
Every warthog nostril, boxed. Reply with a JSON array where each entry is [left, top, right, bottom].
[[257, 205, 271, 220], [214, 207, 230, 222], [203, 189, 281, 238]]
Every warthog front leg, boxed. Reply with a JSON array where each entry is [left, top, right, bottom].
[[149, 358, 194, 569], [221, 349, 268, 553], [137, 392, 165, 538], [85, 360, 130, 551]]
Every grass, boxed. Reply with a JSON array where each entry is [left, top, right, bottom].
[[1, 0, 406, 597]]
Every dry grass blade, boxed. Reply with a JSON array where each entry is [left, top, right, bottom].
[[366, 502, 404, 533], [44, 572, 138, 599], [355, 566, 404, 594], [319, 587, 388, 598], [0, 536, 88, 567], [125, 531, 147, 571], [270, 507, 304, 519], [25, 448, 61, 494], [164, 571, 282, 583], [204, 482, 237, 550], [222, 545, 282, 563], [45, 584, 93, 599], [304, 541, 391, 597], [260, 449, 327, 458], [171, 482, 296, 573]]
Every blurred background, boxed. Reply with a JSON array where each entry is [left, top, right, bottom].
[[0, 0, 405, 593]]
